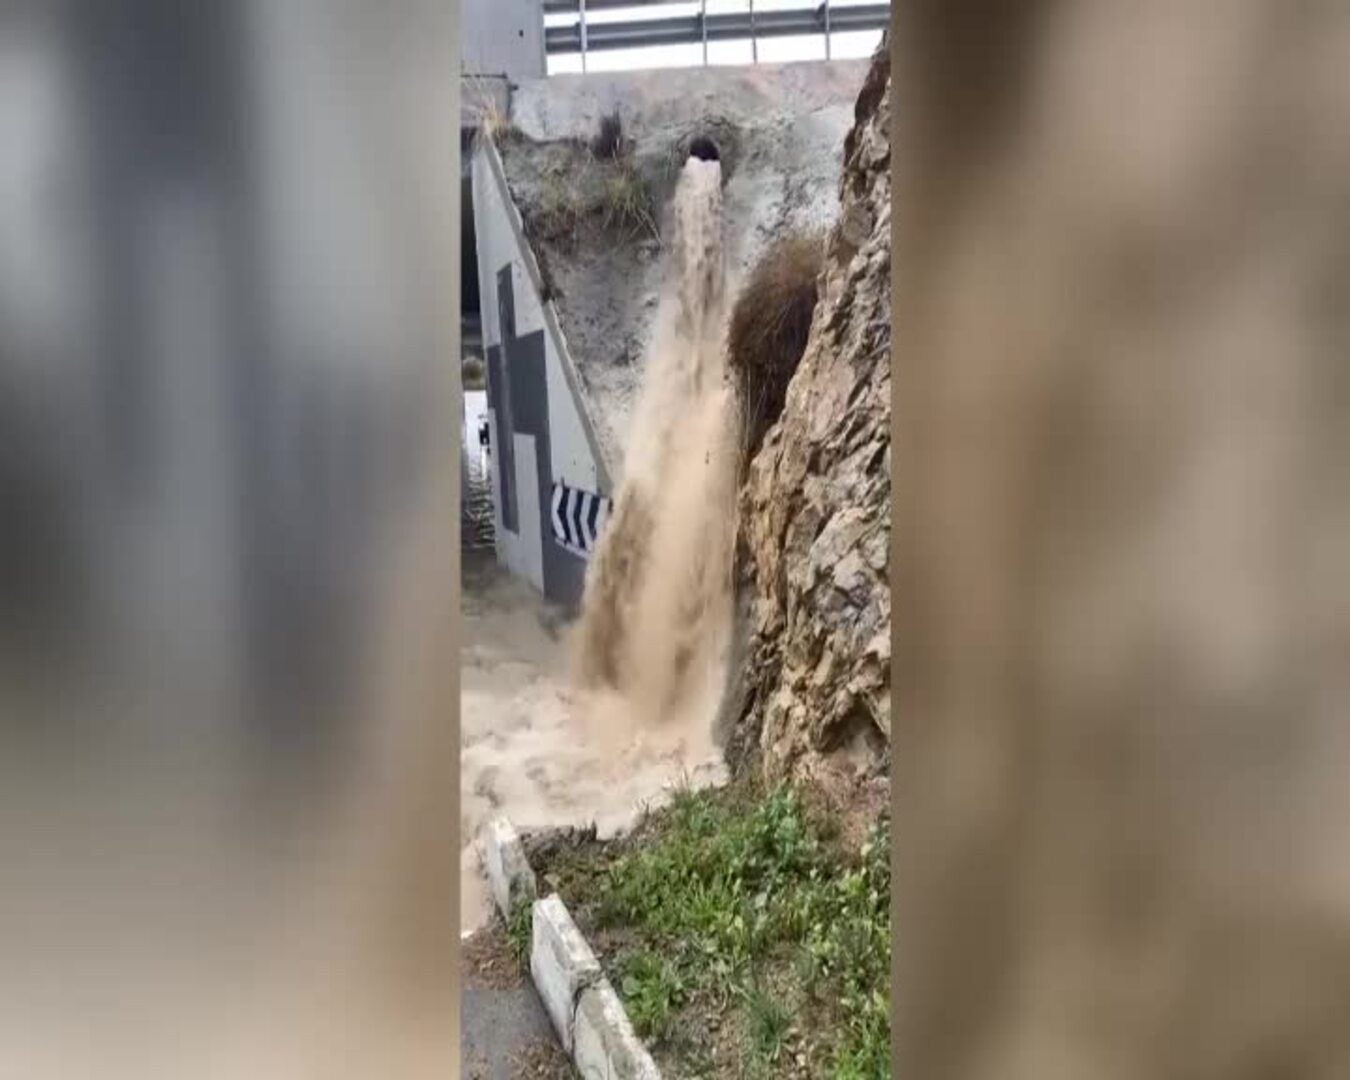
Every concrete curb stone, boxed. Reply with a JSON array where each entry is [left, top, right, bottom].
[[476, 817, 663, 1078], [476, 815, 538, 915], [531, 892, 603, 1052], [575, 977, 663, 1080]]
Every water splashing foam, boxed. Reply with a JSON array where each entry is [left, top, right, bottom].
[[461, 158, 737, 930], [571, 156, 738, 751]]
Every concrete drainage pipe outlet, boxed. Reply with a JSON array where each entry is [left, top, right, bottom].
[[687, 135, 720, 162]]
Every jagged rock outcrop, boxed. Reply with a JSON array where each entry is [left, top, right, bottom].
[[732, 42, 891, 784]]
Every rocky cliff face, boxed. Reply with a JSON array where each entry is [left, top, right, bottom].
[[732, 43, 891, 788]]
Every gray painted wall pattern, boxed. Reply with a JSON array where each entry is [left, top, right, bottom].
[[490, 266, 588, 610]]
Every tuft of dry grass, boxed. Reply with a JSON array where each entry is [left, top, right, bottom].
[[534, 171, 583, 242], [600, 161, 657, 239], [726, 232, 824, 469], [464, 75, 520, 144], [530, 157, 658, 249]]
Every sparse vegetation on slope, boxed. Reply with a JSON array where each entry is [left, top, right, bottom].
[[509, 134, 659, 252]]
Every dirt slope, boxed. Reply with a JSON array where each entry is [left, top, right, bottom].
[[496, 61, 867, 478]]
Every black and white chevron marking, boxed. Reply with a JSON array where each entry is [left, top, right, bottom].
[[550, 481, 611, 557]]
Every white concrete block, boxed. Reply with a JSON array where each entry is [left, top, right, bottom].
[[530, 893, 602, 1052], [475, 816, 537, 917], [574, 977, 662, 1080]]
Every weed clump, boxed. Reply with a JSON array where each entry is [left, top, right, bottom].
[[535, 175, 578, 242], [601, 161, 656, 237], [727, 232, 824, 469], [465, 75, 521, 145], [505, 894, 533, 969], [526, 156, 657, 249], [543, 783, 891, 1078]]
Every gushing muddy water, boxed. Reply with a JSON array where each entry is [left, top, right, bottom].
[[461, 157, 737, 931]]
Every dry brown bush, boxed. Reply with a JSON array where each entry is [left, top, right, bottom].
[[726, 231, 823, 468]]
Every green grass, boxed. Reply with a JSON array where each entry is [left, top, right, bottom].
[[546, 781, 891, 1077], [506, 892, 533, 969], [616, 949, 688, 1042], [743, 984, 791, 1061]]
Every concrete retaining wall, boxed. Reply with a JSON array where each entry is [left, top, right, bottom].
[[460, 0, 545, 82], [471, 136, 612, 610], [510, 58, 869, 145]]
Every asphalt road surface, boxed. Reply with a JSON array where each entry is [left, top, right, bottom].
[[460, 924, 575, 1079]]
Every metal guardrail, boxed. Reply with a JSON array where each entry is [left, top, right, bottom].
[[545, 0, 675, 12], [544, 0, 889, 65]]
